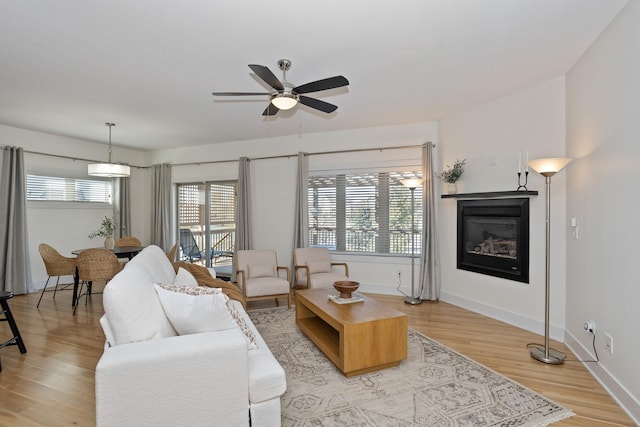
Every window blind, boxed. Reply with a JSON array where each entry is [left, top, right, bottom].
[[26, 174, 112, 203]]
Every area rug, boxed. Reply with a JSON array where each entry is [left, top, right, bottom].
[[248, 307, 573, 427]]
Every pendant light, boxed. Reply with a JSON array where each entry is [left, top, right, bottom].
[[88, 122, 131, 177]]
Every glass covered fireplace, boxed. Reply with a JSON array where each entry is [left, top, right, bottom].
[[457, 198, 529, 283]]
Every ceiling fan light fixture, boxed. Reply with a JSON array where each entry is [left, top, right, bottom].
[[271, 93, 298, 110], [88, 122, 131, 178]]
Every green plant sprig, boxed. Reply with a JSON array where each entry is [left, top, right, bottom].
[[88, 216, 116, 239], [438, 159, 466, 183]]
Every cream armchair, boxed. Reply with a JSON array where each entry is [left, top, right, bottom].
[[293, 247, 350, 289], [236, 249, 291, 308]]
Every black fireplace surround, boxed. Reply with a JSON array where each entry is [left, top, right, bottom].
[[457, 198, 529, 283]]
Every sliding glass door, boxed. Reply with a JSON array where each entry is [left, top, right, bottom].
[[176, 181, 236, 269]]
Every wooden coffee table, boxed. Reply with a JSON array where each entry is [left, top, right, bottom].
[[295, 288, 408, 377]]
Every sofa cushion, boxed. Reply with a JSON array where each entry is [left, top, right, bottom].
[[154, 284, 258, 350], [174, 267, 198, 286], [229, 300, 287, 403], [126, 245, 176, 284], [103, 263, 177, 345]]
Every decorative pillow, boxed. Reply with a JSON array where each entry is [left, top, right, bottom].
[[306, 260, 332, 274], [225, 302, 258, 351], [174, 267, 198, 286], [153, 284, 257, 350], [249, 263, 274, 278]]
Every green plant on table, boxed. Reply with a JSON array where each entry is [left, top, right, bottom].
[[88, 216, 115, 239]]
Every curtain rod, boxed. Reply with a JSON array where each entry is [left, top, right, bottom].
[[0, 146, 149, 169], [171, 143, 433, 167], [4, 141, 434, 168]]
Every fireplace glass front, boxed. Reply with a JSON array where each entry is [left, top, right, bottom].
[[457, 198, 529, 283]]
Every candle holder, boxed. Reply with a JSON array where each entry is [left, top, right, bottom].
[[517, 171, 529, 191]]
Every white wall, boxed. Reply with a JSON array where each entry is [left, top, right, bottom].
[[151, 121, 438, 294], [565, 0, 640, 420], [0, 125, 149, 289], [438, 77, 568, 340]]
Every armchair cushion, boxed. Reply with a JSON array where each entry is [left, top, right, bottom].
[[249, 263, 275, 279], [306, 260, 332, 274], [244, 277, 289, 298]]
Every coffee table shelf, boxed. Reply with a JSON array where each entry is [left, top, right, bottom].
[[297, 316, 340, 363], [296, 288, 408, 377]]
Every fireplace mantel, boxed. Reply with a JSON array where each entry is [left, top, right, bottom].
[[442, 190, 538, 199]]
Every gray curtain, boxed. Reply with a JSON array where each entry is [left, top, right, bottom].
[[233, 157, 252, 282], [236, 157, 252, 251], [151, 164, 172, 251], [418, 143, 441, 300], [0, 146, 32, 294], [292, 152, 309, 250], [113, 177, 131, 239]]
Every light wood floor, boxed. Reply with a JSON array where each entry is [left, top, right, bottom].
[[0, 287, 635, 426]]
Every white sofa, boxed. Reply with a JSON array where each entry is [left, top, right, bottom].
[[95, 245, 286, 427]]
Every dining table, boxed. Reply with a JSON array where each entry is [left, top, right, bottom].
[[70, 246, 145, 306]]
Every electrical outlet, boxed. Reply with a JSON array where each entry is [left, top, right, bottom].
[[604, 333, 614, 354], [583, 321, 595, 333]]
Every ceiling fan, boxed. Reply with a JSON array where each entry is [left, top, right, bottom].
[[212, 59, 349, 116]]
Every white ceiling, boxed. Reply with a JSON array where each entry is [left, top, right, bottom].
[[0, 0, 627, 151]]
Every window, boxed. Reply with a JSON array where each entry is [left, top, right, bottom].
[[26, 174, 112, 203], [308, 171, 422, 255], [177, 182, 236, 266]]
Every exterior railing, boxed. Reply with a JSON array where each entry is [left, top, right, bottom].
[[309, 227, 422, 254]]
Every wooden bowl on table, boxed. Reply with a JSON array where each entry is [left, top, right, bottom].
[[333, 281, 360, 299]]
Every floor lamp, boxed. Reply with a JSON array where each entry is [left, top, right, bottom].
[[401, 178, 424, 305], [527, 157, 572, 364]]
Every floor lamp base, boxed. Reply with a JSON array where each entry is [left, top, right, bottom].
[[404, 296, 422, 305], [530, 346, 566, 365]]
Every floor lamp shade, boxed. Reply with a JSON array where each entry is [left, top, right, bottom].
[[527, 157, 571, 364], [528, 158, 572, 177]]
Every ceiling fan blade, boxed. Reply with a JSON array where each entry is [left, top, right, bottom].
[[299, 96, 338, 113], [293, 76, 349, 94], [262, 103, 279, 116], [212, 92, 272, 96], [249, 65, 284, 91]]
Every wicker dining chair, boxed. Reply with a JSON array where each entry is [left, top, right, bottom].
[[114, 236, 142, 246], [37, 243, 77, 308], [74, 248, 122, 315]]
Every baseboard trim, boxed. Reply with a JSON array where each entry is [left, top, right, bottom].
[[439, 290, 565, 341], [564, 331, 640, 425]]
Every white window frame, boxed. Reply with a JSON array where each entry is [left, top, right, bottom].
[[26, 173, 113, 208], [308, 168, 423, 256]]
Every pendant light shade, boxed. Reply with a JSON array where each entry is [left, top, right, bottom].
[[88, 122, 130, 177]]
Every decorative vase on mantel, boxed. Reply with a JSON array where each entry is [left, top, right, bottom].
[[447, 182, 458, 194], [104, 236, 115, 250]]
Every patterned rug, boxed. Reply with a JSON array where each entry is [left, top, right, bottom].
[[248, 307, 573, 427]]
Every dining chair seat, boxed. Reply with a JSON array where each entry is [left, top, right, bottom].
[[74, 248, 122, 315]]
